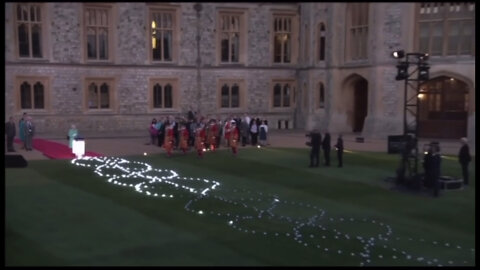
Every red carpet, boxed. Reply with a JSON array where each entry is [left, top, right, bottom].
[[14, 138, 102, 159]]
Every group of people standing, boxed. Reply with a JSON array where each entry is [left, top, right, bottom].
[[5, 113, 35, 152], [147, 112, 269, 158], [307, 129, 343, 168], [422, 138, 471, 197]]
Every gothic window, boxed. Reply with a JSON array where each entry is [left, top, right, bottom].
[[149, 79, 177, 110], [16, 3, 43, 58], [273, 15, 295, 63], [219, 81, 242, 108], [219, 12, 244, 63], [151, 10, 175, 62], [85, 5, 111, 61], [86, 79, 114, 110], [417, 3, 475, 56], [272, 80, 296, 108], [318, 82, 325, 109], [17, 77, 48, 111], [318, 22, 326, 61], [346, 3, 369, 61]]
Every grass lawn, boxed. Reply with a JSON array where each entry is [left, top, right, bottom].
[[5, 147, 475, 266]]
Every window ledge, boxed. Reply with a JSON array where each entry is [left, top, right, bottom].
[[84, 109, 116, 114], [217, 107, 245, 112], [218, 63, 245, 67], [16, 58, 50, 63], [150, 61, 178, 65], [17, 109, 50, 114], [149, 108, 181, 113]]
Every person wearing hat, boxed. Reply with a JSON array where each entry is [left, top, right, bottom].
[[195, 122, 206, 158], [164, 122, 175, 157], [179, 123, 190, 154], [229, 120, 239, 155], [458, 137, 471, 186], [207, 119, 218, 151], [307, 128, 321, 167]]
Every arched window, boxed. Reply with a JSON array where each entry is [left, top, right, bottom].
[[20, 82, 32, 109], [346, 3, 369, 60], [219, 12, 242, 63], [219, 81, 242, 108], [16, 3, 43, 58], [151, 81, 175, 109], [85, 6, 111, 60], [164, 84, 173, 108], [86, 79, 113, 110], [283, 84, 290, 107], [273, 15, 293, 63], [417, 3, 475, 56], [419, 76, 469, 138], [272, 81, 295, 108], [100, 83, 109, 108], [273, 83, 282, 107], [33, 82, 44, 109], [318, 82, 325, 109], [153, 83, 162, 108], [151, 10, 174, 61], [221, 84, 229, 108], [318, 22, 326, 61], [231, 84, 240, 107]]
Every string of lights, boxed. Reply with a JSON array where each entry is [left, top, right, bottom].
[[71, 156, 474, 266]]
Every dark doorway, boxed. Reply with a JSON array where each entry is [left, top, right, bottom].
[[418, 76, 468, 138], [353, 79, 368, 132]]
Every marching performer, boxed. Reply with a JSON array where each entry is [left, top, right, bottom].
[[195, 122, 206, 158], [224, 117, 231, 147], [164, 122, 175, 157], [207, 119, 218, 151], [229, 120, 240, 156], [179, 123, 190, 154]]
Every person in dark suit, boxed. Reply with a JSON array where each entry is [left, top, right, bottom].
[[307, 129, 321, 167], [322, 131, 331, 166], [430, 143, 441, 197], [458, 137, 471, 186], [5, 116, 16, 152], [335, 134, 344, 167]]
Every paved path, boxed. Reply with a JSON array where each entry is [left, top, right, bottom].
[[5, 130, 470, 161]]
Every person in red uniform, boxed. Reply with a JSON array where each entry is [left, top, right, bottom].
[[229, 120, 240, 156], [195, 123, 206, 158], [207, 119, 218, 151], [164, 122, 175, 157], [179, 123, 190, 154], [224, 117, 231, 147]]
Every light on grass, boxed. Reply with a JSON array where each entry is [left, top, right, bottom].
[[144, 152, 147, 156], [71, 156, 474, 267]]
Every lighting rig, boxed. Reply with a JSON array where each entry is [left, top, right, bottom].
[[391, 50, 430, 188]]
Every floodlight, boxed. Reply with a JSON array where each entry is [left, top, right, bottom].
[[418, 64, 430, 81], [392, 50, 405, 59], [395, 62, 408, 80]]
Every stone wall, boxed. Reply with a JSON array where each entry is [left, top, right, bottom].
[[4, 2, 475, 143]]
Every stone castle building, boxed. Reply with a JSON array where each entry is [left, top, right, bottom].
[[4, 2, 475, 146]]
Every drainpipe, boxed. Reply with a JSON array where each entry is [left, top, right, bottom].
[[194, 3, 202, 114]]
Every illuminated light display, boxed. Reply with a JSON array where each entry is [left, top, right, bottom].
[[71, 156, 474, 266]]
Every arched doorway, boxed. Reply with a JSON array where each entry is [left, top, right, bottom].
[[418, 76, 468, 138], [353, 78, 368, 132]]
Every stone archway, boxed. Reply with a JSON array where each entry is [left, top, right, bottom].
[[353, 78, 368, 132], [342, 74, 369, 133], [418, 76, 469, 138]]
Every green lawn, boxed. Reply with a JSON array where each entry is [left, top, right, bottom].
[[5, 147, 475, 266]]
